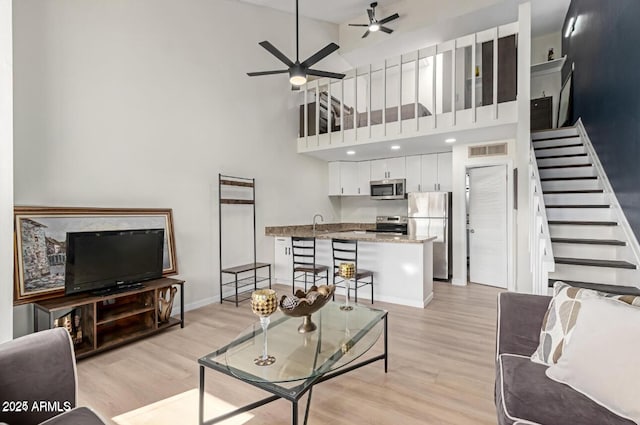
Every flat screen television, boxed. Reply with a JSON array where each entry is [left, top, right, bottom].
[[65, 228, 164, 295]]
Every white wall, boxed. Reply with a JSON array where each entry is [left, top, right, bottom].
[[531, 32, 561, 64], [12, 0, 343, 335], [451, 139, 516, 289], [0, 0, 14, 342]]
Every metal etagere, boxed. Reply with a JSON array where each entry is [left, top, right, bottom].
[[218, 174, 271, 306]]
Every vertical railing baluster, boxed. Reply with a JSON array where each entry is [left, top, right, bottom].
[[414, 56, 419, 132], [493, 28, 499, 119], [472, 33, 477, 123]]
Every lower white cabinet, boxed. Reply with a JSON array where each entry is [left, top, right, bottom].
[[274, 237, 292, 284]]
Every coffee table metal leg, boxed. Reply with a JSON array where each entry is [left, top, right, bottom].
[[384, 314, 388, 373], [199, 366, 205, 425], [292, 400, 298, 425], [302, 387, 313, 425]]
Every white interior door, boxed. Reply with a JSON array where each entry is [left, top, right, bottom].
[[468, 165, 507, 288]]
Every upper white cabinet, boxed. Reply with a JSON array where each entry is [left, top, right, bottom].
[[328, 161, 370, 196], [371, 157, 406, 180], [405, 156, 422, 193], [421, 152, 452, 192]]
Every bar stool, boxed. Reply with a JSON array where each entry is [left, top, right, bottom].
[[291, 237, 329, 293], [331, 238, 374, 304]]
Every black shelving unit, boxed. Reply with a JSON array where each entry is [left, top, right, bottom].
[[218, 174, 271, 306]]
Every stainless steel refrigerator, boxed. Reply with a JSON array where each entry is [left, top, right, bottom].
[[408, 192, 452, 280]]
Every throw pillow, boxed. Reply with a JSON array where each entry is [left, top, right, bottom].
[[530, 281, 640, 365], [546, 296, 640, 423]]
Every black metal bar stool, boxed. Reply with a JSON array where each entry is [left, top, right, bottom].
[[291, 237, 329, 293], [331, 238, 374, 304]]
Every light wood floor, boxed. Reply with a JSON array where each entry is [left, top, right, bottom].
[[78, 282, 503, 425]]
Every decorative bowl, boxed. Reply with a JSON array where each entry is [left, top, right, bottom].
[[279, 285, 335, 333]]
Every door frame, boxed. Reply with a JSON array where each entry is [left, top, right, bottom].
[[464, 159, 515, 292]]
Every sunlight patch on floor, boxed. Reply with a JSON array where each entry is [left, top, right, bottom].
[[112, 389, 253, 425]]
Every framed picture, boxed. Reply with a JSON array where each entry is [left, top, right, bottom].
[[557, 71, 573, 128], [14, 207, 177, 304]]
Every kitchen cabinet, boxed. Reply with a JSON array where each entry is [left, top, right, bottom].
[[420, 152, 452, 192], [405, 155, 422, 193], [371, 157, 406, 180], [274, 237, 292, 284], [328, 161, 369, 196]]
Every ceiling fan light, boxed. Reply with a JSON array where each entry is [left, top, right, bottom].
[[290, 75, 307, 86], [369, 22, 380, 32]]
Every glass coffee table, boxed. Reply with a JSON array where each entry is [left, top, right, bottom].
[[198, 301, 388, 425]]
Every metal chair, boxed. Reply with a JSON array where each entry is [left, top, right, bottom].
[[291, 237, 329, 292], [331, 238, 374, 304]]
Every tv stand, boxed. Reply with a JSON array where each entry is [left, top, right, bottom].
[[91, 282, 144, 296], [33, 277, 184, 359]]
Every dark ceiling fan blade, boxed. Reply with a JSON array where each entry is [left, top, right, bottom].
[[378, 13, 400, 25], [301, 43, 340, 68], [307, 69, 345, 79], [258, 41, 294, 67], [247, 70, 289, 76], [379, 26, 393, 34], [367, 8, 375, 22], [349, 23, 370, 27], [362, 30, 370, 38]]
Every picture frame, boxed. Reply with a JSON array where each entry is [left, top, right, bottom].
[[13, 206, 178, 304], [557, 71, 573, 128]]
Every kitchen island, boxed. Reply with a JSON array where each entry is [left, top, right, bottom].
[[267, 224, 436, 308]]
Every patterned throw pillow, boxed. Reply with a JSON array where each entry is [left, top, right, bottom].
[[531, 281, 640, 365]]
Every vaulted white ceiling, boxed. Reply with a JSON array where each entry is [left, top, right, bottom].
[[231, 0, 570, 37]]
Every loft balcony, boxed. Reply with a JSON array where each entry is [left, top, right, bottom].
[[297, 22, 520, 159]]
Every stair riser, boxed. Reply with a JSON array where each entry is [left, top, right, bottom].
[[539, 167, 596, 179], [552, 243, 623, 260], [550, 224, 620, 239], [547, 208, 613, 221], [550, 264, 618, 284], [544, 193, 608, 205], [536, 156, 591, 167], [542, 179, 601, 191], [533, 138, 582, 149], [532, 127, 579, 140], [535, 145, 586, 158]]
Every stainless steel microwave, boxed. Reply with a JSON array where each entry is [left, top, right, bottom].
[[370, 179, 407, 200]]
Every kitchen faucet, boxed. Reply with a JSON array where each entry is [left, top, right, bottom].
[[312, 213, 324, 234]]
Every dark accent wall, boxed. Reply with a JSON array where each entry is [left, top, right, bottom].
[[562, 0, 640, 240]]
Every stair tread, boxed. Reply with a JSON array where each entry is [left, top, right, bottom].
[[544, 189, 604, 194], [534, 143, 583, 151], [540, 176, 597, 181], [546, 204, 610, 208], [549, 220, 617, 226], [555, 257, 636, 269], [532, 135, 580, 142], [551, 238, 626, 246], [537, 153, 588, 159], [538, 164, 593, 169], [547, 279, 640, 295]]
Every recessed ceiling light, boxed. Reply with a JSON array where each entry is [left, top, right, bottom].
[[391, 145, 401, 150], [346, 150, 356, 155], [445, 138, 456, 144]]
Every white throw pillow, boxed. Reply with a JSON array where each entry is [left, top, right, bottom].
[[546, 296, 640, 423]]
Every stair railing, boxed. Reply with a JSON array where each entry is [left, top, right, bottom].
[[529, 143, 555, 295]]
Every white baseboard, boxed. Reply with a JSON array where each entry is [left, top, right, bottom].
[[451, 278, 467, 286], [182, 296, 218, 313]]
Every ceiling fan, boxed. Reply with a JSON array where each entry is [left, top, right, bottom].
[[247, 0, 345, 88], [349, 2, 400, 38]]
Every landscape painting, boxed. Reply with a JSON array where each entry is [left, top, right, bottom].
[[14, 207, 177, 304]]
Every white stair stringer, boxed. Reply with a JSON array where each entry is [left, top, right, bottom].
[[533, 122, 640, 290]]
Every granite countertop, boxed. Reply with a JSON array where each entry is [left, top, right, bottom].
[[265, 223, 436, 245]]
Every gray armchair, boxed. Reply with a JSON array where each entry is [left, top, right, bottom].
[[0, 328, 106, 425]]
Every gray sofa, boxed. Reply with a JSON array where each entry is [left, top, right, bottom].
[[0, 328, 106, 425], [495, 292, 634, 425]]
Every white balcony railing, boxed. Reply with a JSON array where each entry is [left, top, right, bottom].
[[298, 22, 520, 152], [529, 143, 555, 295]]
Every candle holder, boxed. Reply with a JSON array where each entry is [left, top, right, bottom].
[[338, 262, 355, 311], [250, 289, 278, 366]]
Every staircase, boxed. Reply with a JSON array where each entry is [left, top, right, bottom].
[[532, 124, 640, 292]]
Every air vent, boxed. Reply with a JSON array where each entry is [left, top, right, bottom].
[[468, 142, 508, 158]]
